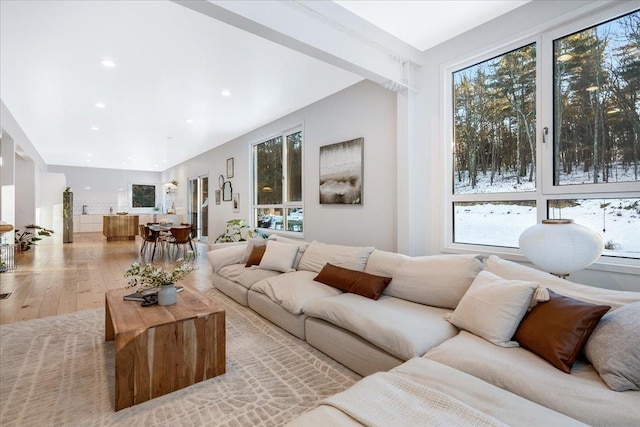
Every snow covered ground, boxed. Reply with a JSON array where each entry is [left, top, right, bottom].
[[453, 166, 639, 259], [455, 199, 639, 259]]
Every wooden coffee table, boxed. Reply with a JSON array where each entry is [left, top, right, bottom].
[[105, 285, 225, 411]]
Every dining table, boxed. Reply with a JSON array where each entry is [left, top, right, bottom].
[[146, 224, 194, 259]]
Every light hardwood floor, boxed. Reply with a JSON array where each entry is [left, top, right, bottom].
[[0, 233, 213, 325]]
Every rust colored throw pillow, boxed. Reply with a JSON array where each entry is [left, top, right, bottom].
[[245, 245, 267, 267], [314, 263, 392, 300], [514, 290, 610, 373]]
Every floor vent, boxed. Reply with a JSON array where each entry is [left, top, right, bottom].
[[0, 293, 11, 300]]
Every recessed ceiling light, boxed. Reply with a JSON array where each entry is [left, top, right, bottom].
[[185, 118, 194, 123], [154, 164, 159, 167], [220, 90, 232, 97], [87, 153, 93, 156], [84, 186, 91, 190], [86, 159, 91, 162], [95, 102, 106, 109], [90, 126, 99, 131], [101, 59, 116, 68]]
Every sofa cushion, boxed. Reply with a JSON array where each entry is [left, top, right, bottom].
[[217, 264, 281, 290], [484, 255, 640, 310], [304, 294, 458, 361], [207, 245, 246, 273], [258, 240, 299, 273], [251, 271, 342, 315], [425, 331, 640, 427], [314, 263, 391, 300], [384, 254, 483, 309], [364, 249, 410, 277], [297, 241, 374, 273], [585, 302, 640, 391], [514, 290, 610, 373], [245, 245, 266, 267], [448, 270, 540, 347]]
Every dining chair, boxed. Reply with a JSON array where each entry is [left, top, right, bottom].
[[167, 227, 192, 259], [180, 223, 198, 254], [141, 225, 161, 260]]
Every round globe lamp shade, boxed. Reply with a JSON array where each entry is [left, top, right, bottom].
[[519, 219, 603, 276]]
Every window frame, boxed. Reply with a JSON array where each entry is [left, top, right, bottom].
[[251, 123, 304, 237], [443, 3, 640, 273]]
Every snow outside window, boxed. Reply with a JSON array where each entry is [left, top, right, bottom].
[[447, 7, 639, 261]]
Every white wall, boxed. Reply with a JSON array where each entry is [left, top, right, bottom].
[[166, 80, 398, 250], [38, 172, 65, 244], [14, 154, 35, 227], [47, 165, 162, 215]]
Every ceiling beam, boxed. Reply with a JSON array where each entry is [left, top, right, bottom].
[[173, 0, 422, 92]]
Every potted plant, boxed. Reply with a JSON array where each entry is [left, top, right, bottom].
[[124, 252, 197, 305], [15, 225, 54, 251], [215, 219, 266, 243]]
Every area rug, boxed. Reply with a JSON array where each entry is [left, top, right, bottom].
[[0, 289, 361, 426]]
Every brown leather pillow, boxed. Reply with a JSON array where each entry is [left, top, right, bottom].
[[313, 263, 392, 300], [514, 290, 610, 373], [245, 245, 267, 267]]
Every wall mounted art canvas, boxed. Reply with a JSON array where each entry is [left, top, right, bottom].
[[319, 137, 363, 204]]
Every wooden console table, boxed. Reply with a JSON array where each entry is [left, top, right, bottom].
[[103, 215, 139, 241], [105, 286, 225, 411]]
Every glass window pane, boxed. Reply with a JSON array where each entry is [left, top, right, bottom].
[[553, 11, 640, 186], [548, 198, 639, 259], [287, 131, 302, 202], [454, 201, 537, 247], [254, 137, 282, 205], [254, 207, 284, 230], [285, 208, 303, 232], [453, 44, 536, 194]]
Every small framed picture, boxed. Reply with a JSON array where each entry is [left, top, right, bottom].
[[232, 193, 240, 213], [215, 190, 221, 205], [227, 158, 234, 178]]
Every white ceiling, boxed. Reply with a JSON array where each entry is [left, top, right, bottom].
[[0, 0, 529, 172]]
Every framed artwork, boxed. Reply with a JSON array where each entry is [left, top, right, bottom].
[[222, 181, 233, 201], [215, 190, 221, 205], [319, 137, 363, 204], [227, 158, 234, 178], [232, 193, 240, 213]]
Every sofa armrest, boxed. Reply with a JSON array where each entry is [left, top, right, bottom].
[[207, 244, 246, 273]]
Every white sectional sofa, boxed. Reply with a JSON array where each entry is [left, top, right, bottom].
[[207, 236, 640, 426]]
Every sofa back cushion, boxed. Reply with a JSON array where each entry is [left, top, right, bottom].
[[297, 241, 375, 273], [384, 254, 483, 309], [364, 249, 410, 277], [484, 255, 640, 310]]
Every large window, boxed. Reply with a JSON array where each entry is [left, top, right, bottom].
[[252, 126, 303, 233], [449, 7, 640, 261]]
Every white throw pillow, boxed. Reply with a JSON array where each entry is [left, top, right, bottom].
[[448, 270, 540, 347], [268, 234, 309, 269], [585, 302, 640, 391], [385, 254, 483, 309], [258, 241, 299, 273]]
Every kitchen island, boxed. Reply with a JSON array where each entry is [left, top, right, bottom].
[[103, 215, 139, 241]]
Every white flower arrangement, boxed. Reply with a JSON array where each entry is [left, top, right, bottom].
[[125, 252, 196, 289]]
